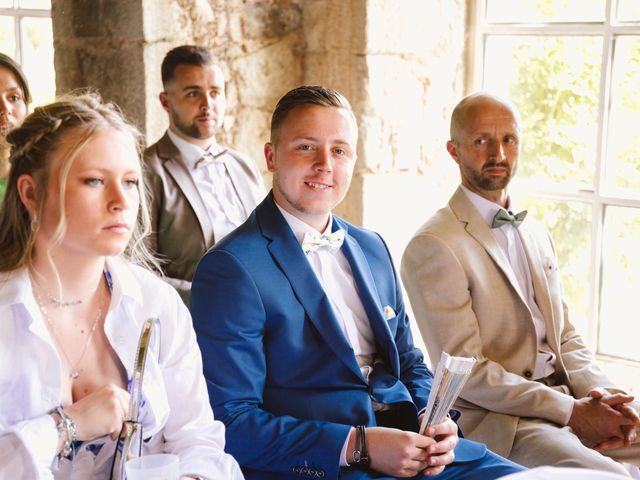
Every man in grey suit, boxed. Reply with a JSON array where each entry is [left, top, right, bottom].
[[401, 92, 640, 476], [145, 45, 265, 302]]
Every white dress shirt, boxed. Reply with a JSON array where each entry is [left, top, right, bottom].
[[276, 206, 377, 379], [167, 129, 247, 241], [461, 185, 556, 380], [275, 205, 377, 467], [0, 257, 244, 480]]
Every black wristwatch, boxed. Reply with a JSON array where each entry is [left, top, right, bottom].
[[352, 425, 369, 467]]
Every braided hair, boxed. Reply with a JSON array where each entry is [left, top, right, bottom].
[[0, 91, 158, 272]]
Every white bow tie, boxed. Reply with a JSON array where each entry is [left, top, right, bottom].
[[195, 149, 227, 168], [301, 229, 345, 255]]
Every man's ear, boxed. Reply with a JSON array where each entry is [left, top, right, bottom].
[[16, 174, 38, 212], [264, 142, 276, 173], [446, 140, 460, 165], [159, 91, 169, 112]]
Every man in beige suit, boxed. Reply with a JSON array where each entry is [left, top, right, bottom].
[[401, 92, 640, 476], [145, 45, 265, 302]]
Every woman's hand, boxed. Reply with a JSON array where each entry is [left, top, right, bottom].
[[63, 383, 130, 441]]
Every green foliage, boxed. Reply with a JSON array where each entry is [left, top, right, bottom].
[[508, 36, 600, 186]]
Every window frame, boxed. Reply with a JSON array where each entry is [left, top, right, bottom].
[[471, 0, 640, 366], [0, 1, 51, 65]]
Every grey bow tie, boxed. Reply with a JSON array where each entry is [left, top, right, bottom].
[[195, 149, 228, 168], [301, 229, 345, 255], [491, 209, 528, 228]]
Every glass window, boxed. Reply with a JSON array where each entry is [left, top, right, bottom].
[[476, 0, 640, 378], [20, 16, 54, 105], [605, 36, 640, 196], [18, 0, 50, 8], [0, 16, 16, 53], [0, 2, 53, 107], [599, 206, 640, 361], [617, 0, 640, 22], [484, 35, 601, 189], [486, 0, 605, 23]]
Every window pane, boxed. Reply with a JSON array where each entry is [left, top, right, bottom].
[[0, 16, 16, 56], [617, 0, 640, 21], [18, 0, 50, 8], [0, 1, 14, 8], [486, 0, 605, 23], [518, 196, 592, 336], [484, 35, 601, 189], [599, 206, 640, 361], [20, 16, 54, 106], [605, 36, 640, 196]]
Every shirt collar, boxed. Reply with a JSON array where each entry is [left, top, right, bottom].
[[166, 129, 222, 169], [104, 256, 143, 308], [275, 202, 333, 246], [460, 184, 519, 228], [0, 267, 32, 309]]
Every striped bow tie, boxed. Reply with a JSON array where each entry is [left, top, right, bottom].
[[301, 229, 345, 255]]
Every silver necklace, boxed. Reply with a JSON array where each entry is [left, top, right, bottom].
[[40, 283, 100, 308], [35, 290, 104, 380]]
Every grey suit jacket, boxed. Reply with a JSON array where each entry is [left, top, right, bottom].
[[401, 186, 617, 457], [144, 132, 266, 302]]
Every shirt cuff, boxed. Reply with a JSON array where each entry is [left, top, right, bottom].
[[8, 414, 58, 474], [339, 427, 354, 467], [562, 394, 577, 426]]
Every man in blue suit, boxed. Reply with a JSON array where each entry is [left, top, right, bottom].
[[190, 86, 525, 479]]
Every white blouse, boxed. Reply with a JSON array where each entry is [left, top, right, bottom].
[[0, 257, 243, 479]]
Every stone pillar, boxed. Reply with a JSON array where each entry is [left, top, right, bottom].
[[52, 0, 147, 131], [302, 0, 469, 259]]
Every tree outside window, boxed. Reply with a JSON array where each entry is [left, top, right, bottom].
[[475, 0, 640, 392]]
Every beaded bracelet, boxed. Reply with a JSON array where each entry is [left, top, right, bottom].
[[50, 406, 77, 458]]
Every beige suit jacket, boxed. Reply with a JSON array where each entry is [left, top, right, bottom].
[[401, 187, 617, 457], [144, 132, 266, 302]]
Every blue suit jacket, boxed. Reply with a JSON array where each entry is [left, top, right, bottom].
[[191, 194, 486, 479]]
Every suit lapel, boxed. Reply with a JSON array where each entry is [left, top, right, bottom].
[[450, 187, 528, 304], [158, 134, 214, 246], [257, 196, 365, 381], [517, 224, 560, 352], [338, 221, 400, 377]]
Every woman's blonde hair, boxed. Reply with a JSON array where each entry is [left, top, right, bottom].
[[0, 91, 159, 272]]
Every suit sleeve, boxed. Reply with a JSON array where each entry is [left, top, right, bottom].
[[190, 250, 351, 478], [401, 232, 575, 426]]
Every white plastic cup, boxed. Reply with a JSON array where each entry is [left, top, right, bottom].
[[125, 453, 180, 480]]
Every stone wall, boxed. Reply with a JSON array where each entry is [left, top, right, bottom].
[[52, 0, 470, 258], [52, 0, 146, 128]]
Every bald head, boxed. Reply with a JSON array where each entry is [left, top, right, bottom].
[[446, 92, 521, 206], [450, 92, 520, 142]]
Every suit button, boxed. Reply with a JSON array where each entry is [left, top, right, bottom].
[[523, 369, 533, 379]]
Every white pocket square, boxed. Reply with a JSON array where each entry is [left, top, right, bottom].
[[383, 305, 396, 320]]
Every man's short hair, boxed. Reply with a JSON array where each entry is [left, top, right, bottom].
[[161, 45, 218, 87], [270, 85, 354, 142]]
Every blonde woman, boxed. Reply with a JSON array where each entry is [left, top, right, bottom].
[[0, 93, 243, 479], [0, 52, 31, 201]]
